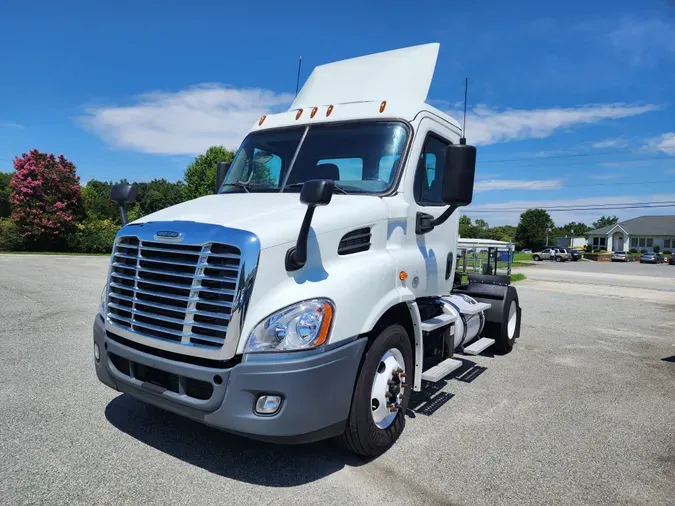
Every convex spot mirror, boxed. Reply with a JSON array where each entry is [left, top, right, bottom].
[[110, 183, 138, 206], [441, 143, 476, 207], [300, 179, 334, 207]]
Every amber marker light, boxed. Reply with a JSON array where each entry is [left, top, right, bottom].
[[314, 301, 334, 347], [379, 100, 387, 113], [326, 105, 334, 116], [399, 271, 408, 281], [296, 109, 303, 120], [258, 115, 266, 126], [310, 107, 318, 118]]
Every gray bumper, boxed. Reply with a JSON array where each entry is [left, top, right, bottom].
[[93, 316, 366, 443]]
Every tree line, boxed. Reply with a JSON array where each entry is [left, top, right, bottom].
[[0, 146, 234, 252], [460, 210, 619, 250], [0, 146, 619, 253]]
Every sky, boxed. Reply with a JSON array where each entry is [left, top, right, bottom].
[[1, 0, 674, 226]]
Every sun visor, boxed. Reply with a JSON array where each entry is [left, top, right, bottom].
[[291, 43, 440, 110]]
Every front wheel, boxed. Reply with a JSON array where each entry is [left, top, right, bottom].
[[555, 256, 562, 262], [533, 255, 540, 261], [341, 324, 413, 458]]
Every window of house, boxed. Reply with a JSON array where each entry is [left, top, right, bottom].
[[639, 238, 646, 247], [599, 237, 606, 247], [414, 135, 449, 205], [664, 239, 671, 249], [646, 238, 653, 247], [631, 238, 638, 248]]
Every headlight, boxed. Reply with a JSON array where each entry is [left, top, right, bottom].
[[244, 299, 334, 353]]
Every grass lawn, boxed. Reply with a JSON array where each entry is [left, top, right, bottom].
[[459, 273, 526, 283]]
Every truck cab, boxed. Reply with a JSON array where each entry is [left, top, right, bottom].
[[93, 43, 522, 457]]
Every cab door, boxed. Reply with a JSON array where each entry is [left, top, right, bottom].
[[405, 117, 461, 297]]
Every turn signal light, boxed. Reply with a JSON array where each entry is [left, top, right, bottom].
[[399, 271, 408, 281]]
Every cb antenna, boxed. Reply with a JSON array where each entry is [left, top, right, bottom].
[[461, 77, 468, 145], [295, 56, 303, 96]]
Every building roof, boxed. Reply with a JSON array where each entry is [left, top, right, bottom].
[[588, 215, 675, 236]]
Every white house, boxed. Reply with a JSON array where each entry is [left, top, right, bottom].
[[586, 215, 675, 252]]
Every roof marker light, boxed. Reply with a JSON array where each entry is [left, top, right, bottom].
[[296, 109, 303, 120], [379, 100, 387, 113], [326, 105, 334, 117], [258, 115, 266, 126], [310, 107, 318, 118]]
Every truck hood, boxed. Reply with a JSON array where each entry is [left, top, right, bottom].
[[132, 193, 390, 249]]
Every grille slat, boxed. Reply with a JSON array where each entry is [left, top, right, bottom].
[[107, 237, 241, 349]]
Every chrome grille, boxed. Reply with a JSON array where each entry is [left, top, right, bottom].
[[106, 237, 241, 348]]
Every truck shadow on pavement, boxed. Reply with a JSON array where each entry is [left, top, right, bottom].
[[105, 394, 365, 486]]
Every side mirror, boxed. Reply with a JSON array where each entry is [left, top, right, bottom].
[[216, 161, 231, 193], [286, 179, 334, 271], [110, 183, 138, 226], [300, 179, 334, 207], [441, 143, 477, 206], [416, 142, 477, 235]]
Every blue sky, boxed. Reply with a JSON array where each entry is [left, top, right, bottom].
[[1, 0, 674, 225]]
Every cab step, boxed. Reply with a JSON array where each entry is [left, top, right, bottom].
[[462, 337, 495, 356], [420, 313, 457, 333], [421, 358, 463, 383]]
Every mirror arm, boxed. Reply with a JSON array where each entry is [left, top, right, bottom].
[[285, 205, 317, 271], [415, 205, 458, 235], [118, 205, 129, 227]]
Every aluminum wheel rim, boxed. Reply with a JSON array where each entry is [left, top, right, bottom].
[[370, 348, 406, 429], [507, 300, 517, 339]]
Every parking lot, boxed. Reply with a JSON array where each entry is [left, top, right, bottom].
[[1, 255, 674, 506]]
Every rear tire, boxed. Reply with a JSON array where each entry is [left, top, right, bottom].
[[533, 255, 540, 261], [341, 324, 413, 458], [486, 286, 521, 355], [555, 256, 562, 262]]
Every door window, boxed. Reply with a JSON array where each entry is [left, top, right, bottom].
[[414, 134, 450, 205]]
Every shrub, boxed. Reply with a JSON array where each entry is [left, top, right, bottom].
[[67, 219, 118, 253], [653, 245, 660, 253], [0, 218, 24, 251], [10, 150, 83, 250], [640, 249, 647, 254], [629, 248, 638, 254], [663, 250, 672, 255]]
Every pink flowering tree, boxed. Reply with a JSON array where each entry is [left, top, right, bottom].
[[10, 149, 83, 249]]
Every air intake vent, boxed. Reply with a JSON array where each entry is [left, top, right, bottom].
[[338, 227, 371, 255]]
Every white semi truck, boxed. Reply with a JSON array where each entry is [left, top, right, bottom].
[[94, 43, 522, 457]]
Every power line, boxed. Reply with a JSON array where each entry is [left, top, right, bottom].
[[479, 154, 671, 169], [479, 148, 664, 164], [470, 201, 675, 213]]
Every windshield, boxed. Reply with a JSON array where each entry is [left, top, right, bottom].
[[219, 121, 409, 195]]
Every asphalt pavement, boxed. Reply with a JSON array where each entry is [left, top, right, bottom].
[[1, 254, 674, 506]]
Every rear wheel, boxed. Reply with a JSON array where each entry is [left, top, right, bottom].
[[341, 324, 412, 458], [533, 255, 540, 261], [555, 255, 562, 262], [487, 286, 521, 355]]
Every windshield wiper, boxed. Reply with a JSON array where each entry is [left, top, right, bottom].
[[283, 182, 349, 195], [221, 182, 252, 193]]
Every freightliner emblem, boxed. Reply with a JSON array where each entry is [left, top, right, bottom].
[[154, 230, 183, 242]]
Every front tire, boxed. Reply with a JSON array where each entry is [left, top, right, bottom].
[[555, 256, 562, 262], [533, 255, 540, 261], [341, 324, 413, 458]]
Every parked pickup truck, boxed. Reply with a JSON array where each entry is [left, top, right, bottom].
[[532, 248, 570, 262]]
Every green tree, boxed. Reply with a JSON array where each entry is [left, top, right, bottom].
[[82, 180, 118, 222], [593, 215, 619, 229], [184, 146, 235, 200], [484, 225, 517, 243], [0, 171, 12, 218], [134, 179, 187, 216], [515, 208, 555, 250], [459, 215, 478, 238]]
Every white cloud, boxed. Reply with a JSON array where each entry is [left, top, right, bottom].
[[609, 17, 675, 66], [474, 179, 563, 192], [592, 138, 627, 149], [466, 192, 675, 226], [451, 103, 658, 146], [0, 121, 24, 129], [645, 132, 675, 155], [81, 84, 294, 155]]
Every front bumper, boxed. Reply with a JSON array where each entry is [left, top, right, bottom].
[[93, 316, 366, 443]]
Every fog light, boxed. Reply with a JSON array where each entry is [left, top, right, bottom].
[[94, 343, 100, 361], [255, 395, 282, 415]]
